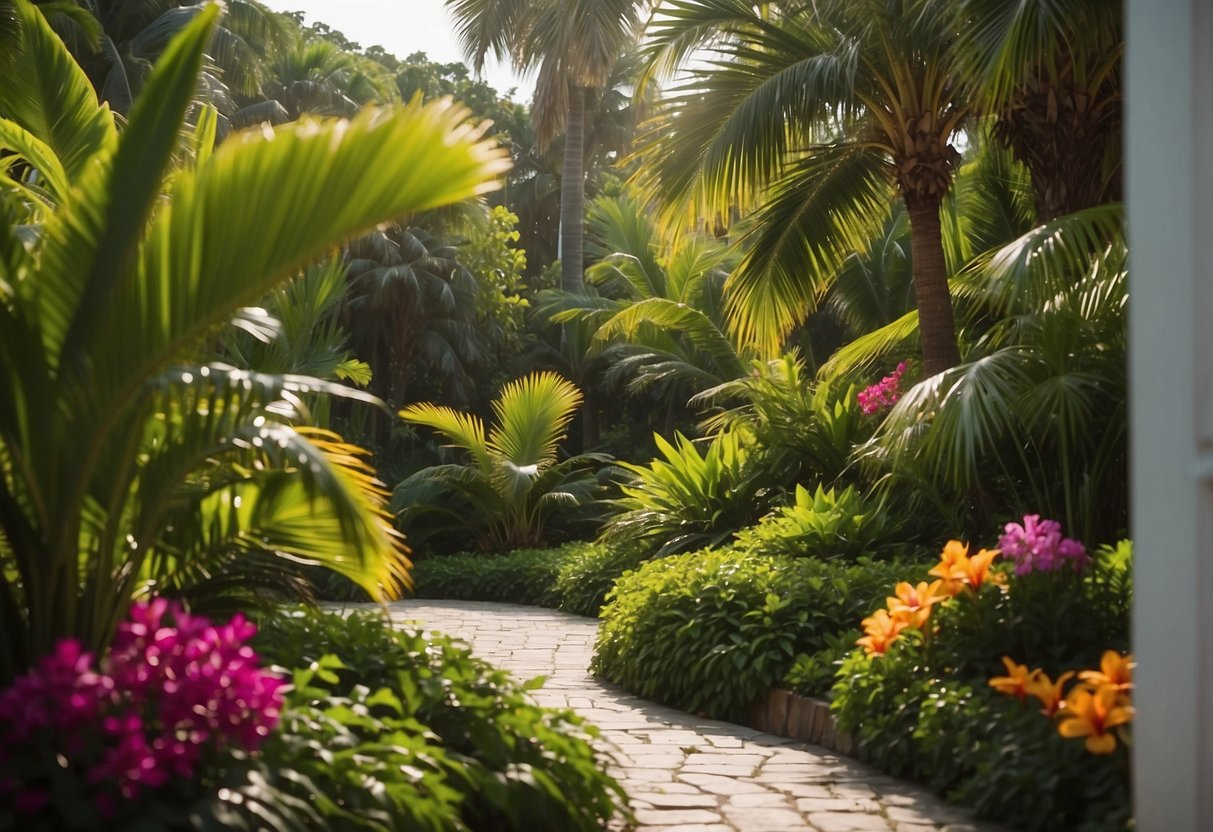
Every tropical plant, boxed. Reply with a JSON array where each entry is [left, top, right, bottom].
[[638, 0, 972, 373], [698, 353, 869, 492], [447, 0, 643, 294], [951, 0, 1122, 220], [342, 223, 484, 410], [602, 429, 767, 556], [0, 0, 509, 682], [733, 483, 902, 561], [545, 189, 753, 417], [864, 206, 1127, 543], [394, 372, 605, 552]]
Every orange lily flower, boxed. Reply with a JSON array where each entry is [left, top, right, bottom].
[[1025, 670, 1075, 716], [950, 548, 1006, 591], [1079, 651, 1134, 692], [886, 581, 943, 629], [988, 656, 1039, 701], [927, 541, 971, 596], [856, 609, 909, 656], [1057, 685, 1135, 754]]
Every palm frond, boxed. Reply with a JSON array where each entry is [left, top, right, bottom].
[[726, 143, 895, 354], [487, 371, 582, 465]]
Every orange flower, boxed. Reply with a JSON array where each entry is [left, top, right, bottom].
[[1057, 685, 1135, 754], [927, 541, 971, 596], [951, 548, 1006, 591], [988, 656, 1038, 700], [886, 581, 944, 629], [1025, 670, 1075, 716], [856, 609, 909, 656], [1079, 651, 1134, 692]]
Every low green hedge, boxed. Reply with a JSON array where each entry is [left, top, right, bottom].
[[590, 548, 908, 721], [411, 541, 649, 617], [246, 608, 629, 831]]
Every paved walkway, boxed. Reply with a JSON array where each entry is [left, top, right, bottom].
[[367, 600, 1004, 832]]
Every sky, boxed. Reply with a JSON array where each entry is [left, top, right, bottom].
[[261, 1, 534, 100]]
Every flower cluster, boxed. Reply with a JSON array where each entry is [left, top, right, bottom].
[[857, 362, 907, 415], [998, 514, 1089, 575], [0, 600, 284, 818], [990, 650, 1134, 754], [858, 541, 1005, 656]]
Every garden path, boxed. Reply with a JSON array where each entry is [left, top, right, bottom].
[[373, 599, 1006, 832]]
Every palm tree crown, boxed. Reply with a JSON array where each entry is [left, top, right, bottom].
[[637, 0, 970, 373]]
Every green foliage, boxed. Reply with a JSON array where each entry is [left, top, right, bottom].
[[411, 546, 568, 607], [591, 548, 908, 720], [250, 608, 630, 832], [410, 540, 650, 618], [830, 644, 1130, 831], [0, 2, 513, 680], [463, 206, 530, 351], [828, 539, 1133, 831], [603, 430, 768, 556], [553, 540, 649, 617], [699, 354, 870, 492], [733, 483, 902, 561], [394, 372, 607, 552]]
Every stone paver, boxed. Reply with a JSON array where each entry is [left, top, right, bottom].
[[354, 600, 1007, 832]]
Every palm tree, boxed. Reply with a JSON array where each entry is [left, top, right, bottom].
[[446, 0, 642, 294], [394, 372, 604, 552], [0, 0, 509, 680], [637, 0, 970, 374], [951, 0, 1122, 220]]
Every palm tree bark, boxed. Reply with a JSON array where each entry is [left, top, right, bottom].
[[905, 198, 961, 374], [560, 85, 586, 294]]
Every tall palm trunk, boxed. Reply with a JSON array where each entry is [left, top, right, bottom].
[[905, 197, 961, 375], [560, 85, 586, 294]]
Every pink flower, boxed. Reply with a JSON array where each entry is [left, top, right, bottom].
[[998, 514, 1088, 575], [858, 362, 908, 416], [0, 600, 285, 818]]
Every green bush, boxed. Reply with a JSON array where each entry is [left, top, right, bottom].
[[251, 608, 629, 831], [591, 548, 907, 720], [409, 541, 651, 617], [553, 541, 650, 617], [733, 483, 904, 561], [410, 546, 570, 606]]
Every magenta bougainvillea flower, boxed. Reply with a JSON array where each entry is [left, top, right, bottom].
[[998, 514, 1090, 575], [858, 362, 908, 415], [0, 600, 284, 818]]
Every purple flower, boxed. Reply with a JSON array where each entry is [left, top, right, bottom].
[[998, 514, 1088, 575]]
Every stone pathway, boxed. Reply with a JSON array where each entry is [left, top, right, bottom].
[[367, 600, 1005, 832]]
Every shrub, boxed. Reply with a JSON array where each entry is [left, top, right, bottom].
[[602, 430, 769, 556], [410, 541, 651, 618], [554, 541, 650, 617], [252, 608, 629, 831], [592, 548, 907, 720], [410, 546, 570, 607], [733, 483, 904, 561]]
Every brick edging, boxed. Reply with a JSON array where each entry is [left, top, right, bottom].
[[748, 688, 855, 756]]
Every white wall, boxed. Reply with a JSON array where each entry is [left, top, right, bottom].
[[1127, 0, 1213, 828]]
